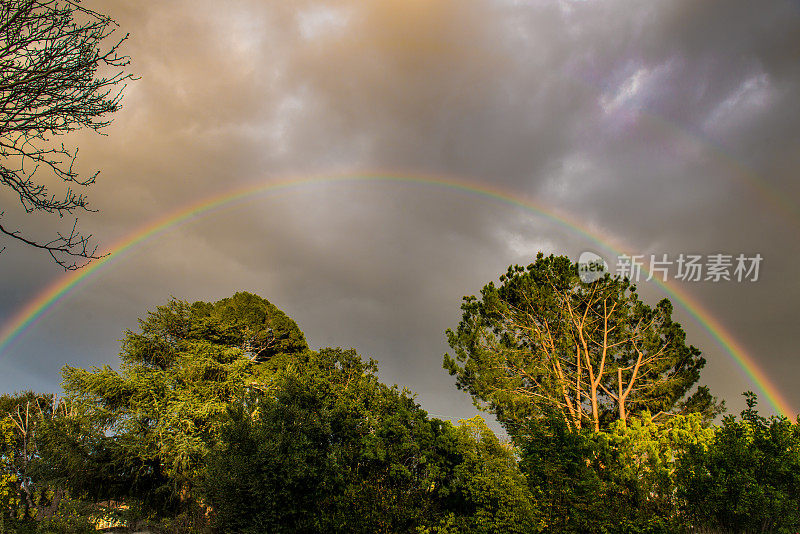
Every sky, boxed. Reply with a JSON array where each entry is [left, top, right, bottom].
[[1, 0, 798, 427]]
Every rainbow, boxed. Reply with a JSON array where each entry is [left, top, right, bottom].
[[0, 171, 794, 418]]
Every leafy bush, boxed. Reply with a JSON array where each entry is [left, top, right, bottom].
[[676, 393, 800, 533]]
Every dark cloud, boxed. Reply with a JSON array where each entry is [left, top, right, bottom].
[[1, 0, 798, 424]]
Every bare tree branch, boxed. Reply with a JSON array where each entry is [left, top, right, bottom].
[[0, 0, 134, 269]]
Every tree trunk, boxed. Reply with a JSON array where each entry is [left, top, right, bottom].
[[618, 368, 627, 423]]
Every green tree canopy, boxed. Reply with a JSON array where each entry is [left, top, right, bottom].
[[1, 289, 791, 533], [205, 347, 540, 534], [444, 253, 722, 434], [60, 292, 540, 532], [676, 393, 800, 533], [60, 292, 308, 516]]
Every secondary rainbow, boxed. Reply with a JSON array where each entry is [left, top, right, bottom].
[[638, 112, 800, 227], [567, 67, 800, 227], [0, 172, 794, 418]]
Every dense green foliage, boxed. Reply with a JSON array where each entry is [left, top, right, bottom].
[[520, 410, 712, 533], [0, 288, 797, 533], [57, 292, 308, 523], [675, 393, 800, 533], [205, 348, 539, 533], [0, 392, 99, 532]]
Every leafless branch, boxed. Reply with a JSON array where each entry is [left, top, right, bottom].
[[0, 0, 134, 269]]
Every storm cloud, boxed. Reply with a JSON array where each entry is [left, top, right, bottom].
[[1, 0, 798, 423]]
